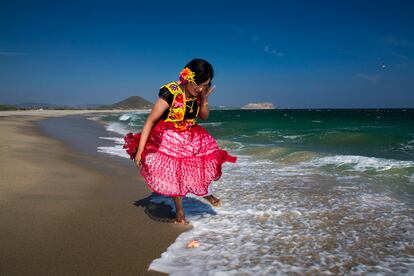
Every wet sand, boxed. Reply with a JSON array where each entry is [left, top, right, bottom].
[[0, 112, 185, 275]]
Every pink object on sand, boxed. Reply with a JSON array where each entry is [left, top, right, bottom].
[[186, 240, 200, 248]]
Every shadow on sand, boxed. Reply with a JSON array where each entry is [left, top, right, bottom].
[[134, 193, 217, 223]]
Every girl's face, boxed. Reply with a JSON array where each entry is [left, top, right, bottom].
[[186, 78, 211, 97]]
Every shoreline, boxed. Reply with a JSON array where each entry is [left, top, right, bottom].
[[0, 113, 185, 275], [0, 109, 147, 117]]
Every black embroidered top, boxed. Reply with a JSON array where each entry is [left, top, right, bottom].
[[158, 82, 200, 121]]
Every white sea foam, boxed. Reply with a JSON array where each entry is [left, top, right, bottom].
[[256, 130, 280, 135], [97, 142, 414, 274], [216, 140, 245, 151], [97, 144, 129, 158], [148, 154, 414, 275], [98, 136, 124, 143], [254, 130, 311, 141], [199, 122, 223, 127], [95, 113, 414, 274], [281, 135, 305, 140], [120, 110, 150, 121], [106, 122, 129, 135], [119, 114, 131, 121], [97, 136, 129, 158], [304, 155, 414, 172], [400, 139, 414, 155]]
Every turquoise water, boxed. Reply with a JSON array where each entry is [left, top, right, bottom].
[[206, 109, 414, 160], [97, 109, 414, 274], [100, 109, 414, 159]]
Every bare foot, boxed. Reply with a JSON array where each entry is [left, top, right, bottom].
[[204, 195, 222, 207], [174, 211, 189, 225]]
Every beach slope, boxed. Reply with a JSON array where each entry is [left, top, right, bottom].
[[0, 114, 182, 275]]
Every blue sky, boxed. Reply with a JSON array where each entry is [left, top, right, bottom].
[[1, 0, 414, 108]]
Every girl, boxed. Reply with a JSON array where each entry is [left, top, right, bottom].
[[124, 59, 236, 224]]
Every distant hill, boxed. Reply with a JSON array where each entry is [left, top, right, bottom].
[[241, 102, 275, 109], [14, 102, 70, 109], [71, 103, 102, 109], [3, 96, 152, 111], [4, 102, 102, 110], [97, 96, 152, 110], [0, 104, 18, 111]]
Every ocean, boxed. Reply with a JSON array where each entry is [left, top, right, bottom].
[[96, 109, 414, 275]]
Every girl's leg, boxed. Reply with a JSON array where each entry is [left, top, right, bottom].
[[202, 185, 221, 207], [204, 194, 221, 207], [173, 196, 188, 224]]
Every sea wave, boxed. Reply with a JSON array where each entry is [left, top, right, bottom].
[[199, 122, 223, 127], [119, 113, 131, 121], [97, 136, 128, 158], [149, 155, 414, 275], [304, 155, 414, 172], [399, 139, 414, 156], [94, 110, 414, 274], [106, 122, 129, 135], [255, 130, 312, 141], [97, 144, 128, 158]]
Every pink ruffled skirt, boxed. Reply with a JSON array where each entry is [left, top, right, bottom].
[[123, 121, 236, 197]]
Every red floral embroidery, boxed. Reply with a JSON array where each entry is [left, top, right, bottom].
[[174, 120, 195, 131], [171, 110, 183, 120], [173, 94, 184, 108]]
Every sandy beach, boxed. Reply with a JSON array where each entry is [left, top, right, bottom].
[[0, 111, 184, 275]]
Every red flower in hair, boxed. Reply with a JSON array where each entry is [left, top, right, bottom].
[[179, 67, 196, 84]]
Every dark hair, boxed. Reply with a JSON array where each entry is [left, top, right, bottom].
[[185, 58, 214, 86]]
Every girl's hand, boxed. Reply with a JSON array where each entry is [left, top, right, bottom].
[[201, 85, 216, 100], [134, 152, 142, 168]]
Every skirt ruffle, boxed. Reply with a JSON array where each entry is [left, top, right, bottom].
[[123, 121, 236, 197]]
